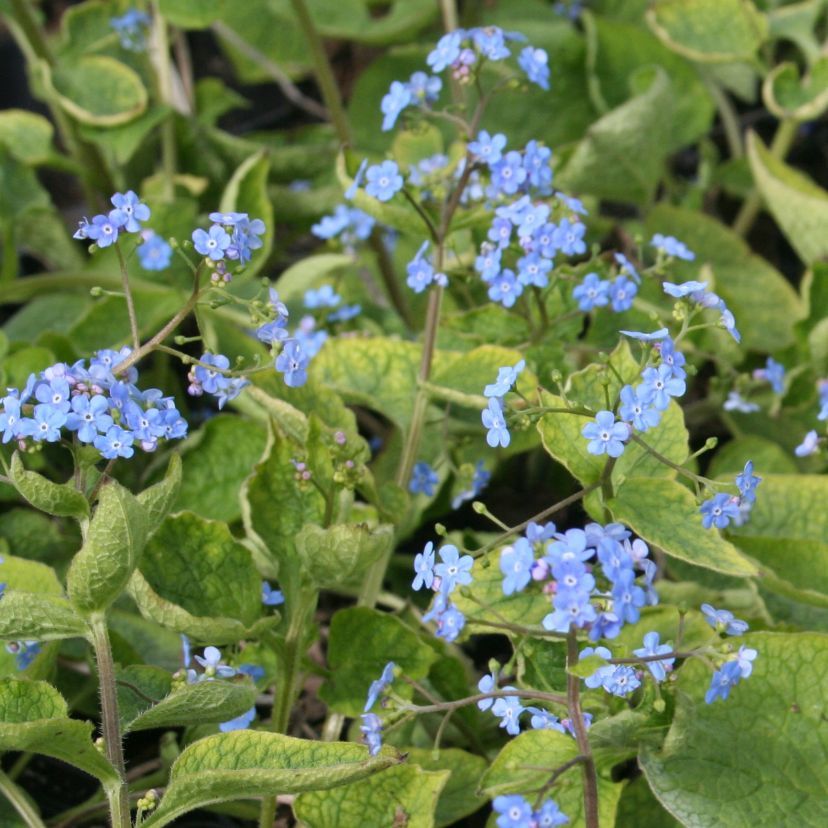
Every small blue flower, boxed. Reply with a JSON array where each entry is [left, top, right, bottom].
[[582, 410, 630, 457], [406, 241, 441, 294], [219, 706, 256, 732], [365, 160, 403, 202], [523, 140, 553, 192], [477, 670, 497, 710], [488, 217, 513, 248], [651, 233, 695, 261], [609, 275, 637, 312], [192, 225, 231, 260], [491, 691, 524, 736], [500, 538, 534, 595], [699, 493, 740, 530], [65, 394, 113, 443], [472, 26, 511, 60], [535, 799, 569, 827], [92, 424, 133, 459], [663, 280, 708, 298], [602, 665, 641, 697], [451, 460, 491, 509], [619, 385, 661, 432], [110, 10, 150, 51], [275, 341, 310, 388], [705, 660, 742, 704], [753, 357, 786, 395], [407, 71, 442, 103], [6, 641, 41, 671], [614, 252, 640, 283], [518, 46, 550, 89], [475, 244, 502, 281], [484, 360, 525, 398], [364, 661, 395, 712], [639, 364, 685, 410], [493, 794, 533, 828], [735, 460, 761, 504], [620, 328, 670, 341], [468, 130, 507, 165], [434, 545, 474, 595], [795, 429, 820, 457], [409, 461, 439, 496], [111, 190, 150, 233], [611, 568, 645, 624], [701, 604, 749, 635], [488, 269, 523, 308], [543, 590, 597, 632], [659, 338, 686, 380], [633, 631, 674, 682], [482, 397, 511, 448], [380, 81, 411, 131], [86, 213, 121, 248], [137, 234, 172, 271], [360, 712, 383, 755], [427, 31, 462, 72], [734, 645, 758, 678], [262, 581, 285, 606], [194, 646, 237, 679], [572, 273, 609, 311], [723, 391, 759, 413], [490, 151, 528, 196], [528, 707, 565, 733], [304, 285, 341, 309], [412, 541, 436, 591], [551, 218, 586, 256]]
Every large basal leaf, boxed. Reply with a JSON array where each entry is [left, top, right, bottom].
[[141, 731, 401, 827], [644, 204, 804, 349], [726, 475, 828, 608], [294, 763, 448, 827], [480, 729, 623, 827], [66, 480, 149, 613], [0, 109, 55, 165], [0, 678, 119, 786], [609, 478, 758, 577], [126, 679, 258, 733], [641, 632, 828, 827], [747, 131, 828, 265], [646, 0, 768, 63], [320, 607, 437, 716], [9, 452, 89, 521]]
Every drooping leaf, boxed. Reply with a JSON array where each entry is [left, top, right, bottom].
[[137, 454, 182, 533], [763, 58, 828, 121], [0, 592, 88, 643], [9, 452, 89, 521], [0, 109, 55, 165]]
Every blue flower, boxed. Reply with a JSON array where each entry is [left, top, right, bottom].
[[633, 631, 674, 682], [469, 130, 507, 165], [734, 645, 758, 678], [407, 71, 442, 103], [451, 460, 491, 509], [662, 280, 708, 298], [475, 244, 502, 281], [552, 218, 586, 256], [93, 423, 133, 459], [544, 528, 591, 566], [262, 581, 285, 606], [493, 794, 533, 828], [535, 799, 569, 827], [194, 646, 237, 679], [360, 712, 383, 755], [526, 521, 556, 544], [137, 234, 172, 271], [572, 273, 609, 311], [484, 360, 526, 398], [651, 233, 695, 261], [735, 460, 761, 504], [795, 430, 820, 457], [602, 665, 641, 697], [482, 397, 511, 448], [472, 26, 511, 60], [192, 225, 231, 260], [753, 357, 786, 395], [620, 328, 670, 341], [516, 203, 550, 240], [304, 285, 341, 309], [365, 160, 403, 202], [490, 151, 528, 196], [659, 338, 686, 380], [543, 590, 597, 632], [219, 706, 256, 732], [492, 691, 524, 736], [518, 46, 550, 89], [596, 537, 633, 583], [406, 241, 441, 294], [427, 31, 462, 72], [6, 641, 41, 670], [528, 707, 565, 732], [611, 568, 645, 624], [609, 275, 637, 312], [111, 190, 150, 233], [582, 410, 630, 457], [65, 394, 113, 443], [523, 140, 553, 192], [110, 10, 149, 51], [193, 353, 231, 394], [275, 341, 310, 388], [380, 80, 411, 131], [35, 377, 71, 412], [723, 391, 759, 413], [705, 660, 742, 704], [423, 595, 467, 642], [488, 269, 523, 308], [409, 461, 439, 496], [364, 662, 395, 712], [86, 213, 121, 248], [614, 252, 640, 283], [580, 645, 613, 690], [500, 538, 534, 595], [209, 212, 248, 226], [619, 385, 661, 432], [488, 217, 513, 248], [639, 364, 685, 410], [701, 604, 749, 635], [699, 493, 740, 530], [477, 670, 497, 710], [412, 541, 436, 591], [434, 545, 474, 595], [24, 406, 66, 443]]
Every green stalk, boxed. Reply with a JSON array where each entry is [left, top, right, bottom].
[[1, 222, 17, 284], [115, 242, 140, 349], [89, 614, 130, 828], [0, 769, 46, 828], [151, 2, 178, 202]]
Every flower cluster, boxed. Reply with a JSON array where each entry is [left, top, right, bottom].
[[5, 640, 41, 671], [794, 378, 828, 457], [413, 542, 473, 643], [700, 605, 756, 704], [110, 9, 150, 52], [0, 351, 187, 458], [311, 204, 375, 251], [187, 353, 250, 409], [699, 460, 761, 530], [663, 278, 741, 343], [357, 661, 396, 755], [191, 211, 266, 279], [482, 360, 525, 448], [493, 794, 568, 827], [74, 190, 151, 248]]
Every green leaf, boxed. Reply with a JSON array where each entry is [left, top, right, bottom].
[[480, 730, 623, 826], [0, 109, 55, 165], [763, 58, 828, 121], [404, 748, 487, 827], [726, 475, 828, 607], [616, 775, 681, 827], [139, 512, 262, 629], [707, 436, 798, 477], [0, 147, 50, 222], [767, 0, 827, 64], [641, 632, 828, 827], [79, 105, 171, 165], [646, 0, 768, 63], [295, 523, 393, 590], [116, 664, 174, 728], [320, 607, 437, 716], [158, 0, 226, 28], [126, 679, 257, 733], [219, 151, 272, 278], [0, 678, 119, 786], [9, 452, 89, 521], [66, 480, 149, 613], [175, 414, 267, 523], [141, 731, 401, 827], [609, 478, 758, 576], [558, 67, 675, 204], [274, 253, 354, 303], [747, 130, 828, 264], [300, 0, 438, 45], [0, 553, 62, 595], [644, 204, 804, 349], [0, 592, 88, 643], [241, 385, 309, 445], [48, 55, 148, 127], [294, 763, 448, 828], [137, 454, 182, 532]]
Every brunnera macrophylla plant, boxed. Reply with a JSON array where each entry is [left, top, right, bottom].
[[0, 3, 827, 828]]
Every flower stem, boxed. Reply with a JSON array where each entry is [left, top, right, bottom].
[[0, 769, 46, 828], [89, 614, 130, 828], [115, 242, 141, 350]]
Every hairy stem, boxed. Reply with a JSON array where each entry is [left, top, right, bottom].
[[405, 687, 567, 715], [566, 628, 600, 828], [90, 615, 130, 828], [115, 243, 140, 349], [0, 769, 46, 828]]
